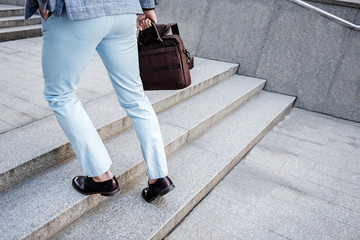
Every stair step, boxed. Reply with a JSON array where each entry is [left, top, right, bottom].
[[0, 15, 41, 28], [52, 91, 295, 240], [0, 57, 238, 192], [0, 24, 42, 41], [0, 74, 266, 239], [0, 4, 24, 17]]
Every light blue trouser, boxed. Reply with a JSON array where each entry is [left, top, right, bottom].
[[41, 13, 168, 179]]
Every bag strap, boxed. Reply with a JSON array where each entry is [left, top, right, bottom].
[[165, 23, 180, 35]]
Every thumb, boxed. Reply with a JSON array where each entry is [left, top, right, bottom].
[[144, 10, 157, 24]]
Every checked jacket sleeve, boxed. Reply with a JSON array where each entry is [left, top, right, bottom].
[[139, 0, 159, 10]]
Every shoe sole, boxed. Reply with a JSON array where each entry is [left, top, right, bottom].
[[100, 187, 121, 196], [72, 181, 121, 197], [144, 184, 175, 203]]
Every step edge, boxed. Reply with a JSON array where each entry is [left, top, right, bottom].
[[43, 92, 295, 240], [0, 27, 42, 41], [0, 24, 42, 32], [17, 75, 265, 240], [0, 17, 41, 29], [0, 9, 25, 18], [187, 80, 266, 142], [0, 15, 41, 21], [0, 63, 238, 193], [150, 96, 296, 240]]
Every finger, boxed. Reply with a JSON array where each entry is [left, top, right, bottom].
[[136, 14, 146, 30], [136, 21, 142, 30], [137, 14, 146, 21], [139, 18, 151, 30], [139, 22, 148, 31], [145, 18, 151, 28]]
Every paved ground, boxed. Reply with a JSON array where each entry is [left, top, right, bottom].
[[0, 37, 113, 134], [168, 108, 360, 240]]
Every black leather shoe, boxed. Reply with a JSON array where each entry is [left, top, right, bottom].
[[72, 176, 120, 196], [142, 176, 175, 203]]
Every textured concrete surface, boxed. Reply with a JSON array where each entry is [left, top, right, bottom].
[[52, 92, 294, 240], [197, 0, 277, 76], [336, 0, 360, 6], [159, 75, 265, 141], [0, 35, 236, 133], [0, 1, 25, 7], [156, 0, 360, 121], [189, 91, 295, 160], [305, 0, 360, 8], [0, 4, 23, 10], [255, 0, 359, 121], [0, 15, 41, 28], [0, 37, 113, 133], [0, 71, 264, 240], [156, 0, 208, 56], [0, 52, 237, 192], [0, 4, 42, 41], [0, 25, 42, 40], [168, 108, 360, 240], [320, 15, 360, 121]]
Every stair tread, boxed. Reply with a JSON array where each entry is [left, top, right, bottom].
[[52, 91, 295, 240], [0, 5, 25, 18], [0, 57, 238, 193], [0, 4, 24, 10], [0, 24, 42, 33], [0, 15, 41, 21], [0, 73, 266, 239]]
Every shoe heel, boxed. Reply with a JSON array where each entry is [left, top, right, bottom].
[[101, 188, 120, 197], [159, 185, 175, 196]]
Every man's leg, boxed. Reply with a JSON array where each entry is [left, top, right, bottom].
[[95, 14, 168, 180], [42, 14, 113, 178]]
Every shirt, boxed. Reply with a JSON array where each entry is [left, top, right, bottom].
[[25, 0, 159, 21]]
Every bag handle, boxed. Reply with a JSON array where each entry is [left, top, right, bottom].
[[151, 22, 164, 42], [138, 22, 181, 46], [138, 21, 163, 45]]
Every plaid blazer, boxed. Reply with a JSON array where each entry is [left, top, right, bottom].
[[25, 0, 158, 20]]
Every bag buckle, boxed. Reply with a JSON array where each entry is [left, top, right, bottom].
[[182, 49, 192, 64]]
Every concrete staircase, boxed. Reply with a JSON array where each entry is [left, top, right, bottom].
[[0, 57, 296, 239], [0, 4, 41, 41]]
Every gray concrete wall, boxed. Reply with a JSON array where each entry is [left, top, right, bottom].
[[2, 0, 359, 121], [156, 0, 360, 122]]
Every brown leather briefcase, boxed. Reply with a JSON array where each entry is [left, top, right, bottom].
[[138, 22, 194, 90]]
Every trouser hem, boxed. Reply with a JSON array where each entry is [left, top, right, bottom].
[[147, 168, 168, 180]]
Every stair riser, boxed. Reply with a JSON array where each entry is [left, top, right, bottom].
[[150, 101, 295, 240], [0, 143, 73, 197], [23, 130, 193, 239], [151, 66, 238, 113], [0, 9, 25, 17], [0, 18, 41, 28], [23, 77, 261, 240], [187, 82, 265, 142], [0, 28, 42, 41], [24, 192, 105, 240], [0, 65, 238, 193]]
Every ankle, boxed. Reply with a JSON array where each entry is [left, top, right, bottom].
[[148, 178, 157, 184], [93, 170, 114, 182]]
